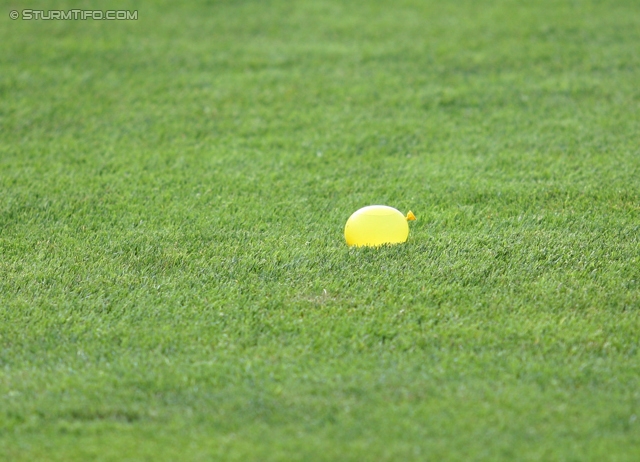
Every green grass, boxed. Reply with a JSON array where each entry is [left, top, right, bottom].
[[1, 0, 640, 460]]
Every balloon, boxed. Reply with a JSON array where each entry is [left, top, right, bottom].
[[344, 205, 416, 247]]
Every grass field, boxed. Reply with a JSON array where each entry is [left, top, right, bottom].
[[2, 0, 640, 460]]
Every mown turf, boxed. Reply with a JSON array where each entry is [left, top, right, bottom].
[[1, 0, 640, 460]]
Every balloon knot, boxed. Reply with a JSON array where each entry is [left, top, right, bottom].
[[406, 210, 416, 221]]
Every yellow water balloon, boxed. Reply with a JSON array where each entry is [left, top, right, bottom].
[[344, 205, 416, 247]]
